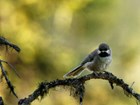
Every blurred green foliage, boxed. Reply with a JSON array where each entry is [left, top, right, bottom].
[[0, 0, 140, 105]]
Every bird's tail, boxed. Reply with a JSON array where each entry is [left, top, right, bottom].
[[63, 65, 84, 78]]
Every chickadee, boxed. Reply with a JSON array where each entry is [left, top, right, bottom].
[[63, 43, 112, 78]]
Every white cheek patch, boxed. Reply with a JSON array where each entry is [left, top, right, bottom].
[[97, 50, 101, 54], [106, 50, 110, 54]]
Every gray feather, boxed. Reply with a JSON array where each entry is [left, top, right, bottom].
[[81, 49, 97, 65], [63, 50, 97, 78], [63, 65, 84, 78]]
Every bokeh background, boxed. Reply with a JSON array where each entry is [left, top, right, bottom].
[[0, 0, 140, 105]]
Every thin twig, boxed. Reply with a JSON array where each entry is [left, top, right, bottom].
[[0, 36, 20, 101], [0, 61, 18, 98], [0, 96, 4, 105], [0, 60, 20, 78], [0, 36, 20, 52]]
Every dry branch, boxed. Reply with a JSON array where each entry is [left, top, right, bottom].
[[0, 36, 20, 99], [0, 96, 4, 105], [0, 36, 20, 52], [18, 71, 140, 105]]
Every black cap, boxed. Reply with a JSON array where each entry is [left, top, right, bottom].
[[98, 43, 109, 51]]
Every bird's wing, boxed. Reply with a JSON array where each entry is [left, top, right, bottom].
[[80, 49, 97, 65], [63, 49, 98, 78], [63, 65, 83, 78]]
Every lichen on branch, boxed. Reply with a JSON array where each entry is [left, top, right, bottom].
[[18, 71, 140, 105]]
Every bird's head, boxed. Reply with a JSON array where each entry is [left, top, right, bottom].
[[97, 43, 111, 57]]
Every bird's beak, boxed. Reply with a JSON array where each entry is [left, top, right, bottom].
[[97, 49, 110, 54]]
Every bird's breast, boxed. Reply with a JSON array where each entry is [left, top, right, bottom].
[[99, 56, 112, 64], [87, 56, 112, 71]]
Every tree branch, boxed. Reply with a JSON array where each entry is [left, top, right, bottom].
[[0, 96, 4, 105], [0, 36, 20, 52], [0, 36, 20, 99], [18, 71, 140, 105], [0, 60, 18, 98]]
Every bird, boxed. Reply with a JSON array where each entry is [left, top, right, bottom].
[[63, 43, 112, 78]]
